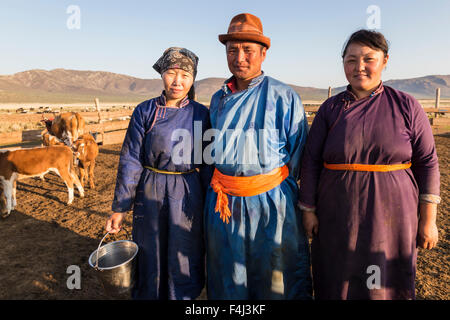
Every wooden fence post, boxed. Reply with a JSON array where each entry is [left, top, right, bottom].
[[94, 98, 102, 123], [328, 87, 332, 98], [435, 88, 440, 109], [94, 97, 104, 143]]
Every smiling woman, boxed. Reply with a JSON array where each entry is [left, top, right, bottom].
[[341, 30, 389, 99], [162, 69, 194, 107], [299, 29, 441, 300], [153, 47, 198, 103], [105, 47, 212, 300]]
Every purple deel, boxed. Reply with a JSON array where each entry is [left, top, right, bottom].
[[299, 83, 440, 300]]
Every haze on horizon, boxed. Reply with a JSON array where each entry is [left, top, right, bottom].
[[0, 0, 449, 89]]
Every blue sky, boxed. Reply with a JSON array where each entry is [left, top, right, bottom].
[[0, 0, 449, 88]]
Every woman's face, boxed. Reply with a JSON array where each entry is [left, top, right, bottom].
[[162, 68, 193, 102], [343, 43, 388, 94]]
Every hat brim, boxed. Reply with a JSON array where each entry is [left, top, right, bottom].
[[219, 33, 270, 49]]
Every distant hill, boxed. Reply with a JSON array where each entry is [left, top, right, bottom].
[[0, 69, 448, 104], [384, 75, 450, 99], [0, 69, 162, 104], [195, 77, 332, 101], [333, 75, 450, 99]]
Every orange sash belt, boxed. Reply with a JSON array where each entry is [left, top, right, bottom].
[[323, 162, 411, 172], [210, 165, 289, 224]]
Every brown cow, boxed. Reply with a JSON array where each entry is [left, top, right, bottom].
[[0, 146, 84, 218], [49, 112, 85, 146], [72, 133, 99, 189]]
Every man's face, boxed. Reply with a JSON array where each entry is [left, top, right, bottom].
[[226, 41, 266, 81]]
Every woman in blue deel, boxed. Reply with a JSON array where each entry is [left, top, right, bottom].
[[105, 47, 211, 300]]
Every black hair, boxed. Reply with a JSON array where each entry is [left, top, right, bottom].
[[188, 85, 196, 100], [342, 29, 389, 58]]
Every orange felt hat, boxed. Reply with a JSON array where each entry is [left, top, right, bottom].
[[219, 13, 271, 49]]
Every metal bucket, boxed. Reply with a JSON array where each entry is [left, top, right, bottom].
[[88, 227, 138, 298]]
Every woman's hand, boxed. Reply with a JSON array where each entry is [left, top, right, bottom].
[[417, 219, 439, 249], [417, 202, 439, 249], [302, 210, 319, 239], [105, 212, 125, 234]]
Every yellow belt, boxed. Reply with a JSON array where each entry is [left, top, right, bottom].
[[144, 166, 196, 175], [323, 162, 411, 172]]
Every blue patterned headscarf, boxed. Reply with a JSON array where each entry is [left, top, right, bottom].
[[153, 47, 199, 78]]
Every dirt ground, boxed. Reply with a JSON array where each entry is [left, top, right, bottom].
[[0, 136, 448, 300]]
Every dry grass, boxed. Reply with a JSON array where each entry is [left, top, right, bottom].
[[0, 121, 44, 133]]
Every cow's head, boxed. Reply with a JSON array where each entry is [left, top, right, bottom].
[[61, 131, 73, 147], [71, 139, 86, 168], [42, 133, 64, 147], [40, 117, 54, 133], [72, 140, 85, 158]]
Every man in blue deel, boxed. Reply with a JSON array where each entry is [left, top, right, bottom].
[[204, 13, 312, 299]]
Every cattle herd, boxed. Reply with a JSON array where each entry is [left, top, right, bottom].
[[0, 112, 99, 218]]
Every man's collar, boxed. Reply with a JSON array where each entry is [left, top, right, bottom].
[[222, 71, 265, 94], [225, 77, 238, 94]]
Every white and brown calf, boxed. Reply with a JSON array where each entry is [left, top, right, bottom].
[[38, 132, 65, 182], [0, 146, 84, 218], [72, 133, 99, 189]]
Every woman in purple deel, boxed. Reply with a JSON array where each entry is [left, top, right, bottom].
[[299, 30, 440, 300]]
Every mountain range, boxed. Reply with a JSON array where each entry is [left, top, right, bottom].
[[0, 69, 448, 104]]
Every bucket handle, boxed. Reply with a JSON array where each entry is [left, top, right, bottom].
[[95, 226, 131, 270]]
